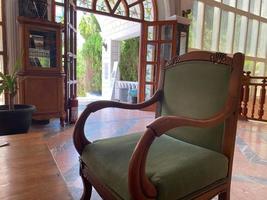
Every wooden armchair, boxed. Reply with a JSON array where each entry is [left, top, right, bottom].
[[73, 51, 244, 200]]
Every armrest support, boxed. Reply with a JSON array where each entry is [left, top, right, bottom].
[[73, 90, 163, 155], [128, 96, 237, 199]]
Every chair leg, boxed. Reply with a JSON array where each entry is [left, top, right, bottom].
[[218, 188, 230, 200], [80, 166, 92, 200]]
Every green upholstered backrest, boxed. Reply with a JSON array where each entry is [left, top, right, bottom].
[[160, 61, 232, 152]]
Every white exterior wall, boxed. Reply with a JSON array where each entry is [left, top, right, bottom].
[[101, 39, 121, 100]]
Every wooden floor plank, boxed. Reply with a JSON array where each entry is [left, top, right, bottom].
[[0, 132, 73, 200]]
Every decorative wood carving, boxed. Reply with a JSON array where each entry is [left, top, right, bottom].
[[165, 56, 181, 66], [165, 51, 233, 70], [210, 52, 228, 64]]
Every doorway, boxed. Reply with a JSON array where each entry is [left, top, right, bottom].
[[76, 12, 141, 105], [52, 0, 181, 121]]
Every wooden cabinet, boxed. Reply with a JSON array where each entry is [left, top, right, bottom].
[[17, 17, 65, 125]]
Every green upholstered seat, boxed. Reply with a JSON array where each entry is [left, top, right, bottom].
[[82, 133, 228, 200]]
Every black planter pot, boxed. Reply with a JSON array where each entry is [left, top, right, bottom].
[[0, 105, 36, 136]]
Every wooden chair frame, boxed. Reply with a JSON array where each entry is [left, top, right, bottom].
[[73, 51, 244, 200]]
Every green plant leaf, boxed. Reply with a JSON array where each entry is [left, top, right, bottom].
[[0, 85, 4, 95], [0, 54, 21, 109], [0, 71, 5, 80], [118, 38, 139, 81], [6, 76, 12, 90], [0, 72, 9, 86], [14, 52, 23, 73], [78, 14, 102, 94]]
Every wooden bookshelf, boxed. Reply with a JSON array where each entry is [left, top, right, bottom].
[[17, 17, 65, 126]]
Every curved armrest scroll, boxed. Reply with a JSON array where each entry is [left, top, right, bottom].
[[128, 97, 237, 199], [73, 90, 163, 155]]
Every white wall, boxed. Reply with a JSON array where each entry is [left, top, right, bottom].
[[161, 0, 194, 18], [101, 40, 121, 100]]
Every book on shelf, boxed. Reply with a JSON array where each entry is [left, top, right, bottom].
[[29, 48, 50, 58], [29, 57, 42, 67], [30, 34, 45, 49]]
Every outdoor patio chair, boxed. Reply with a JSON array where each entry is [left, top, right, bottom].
[[73, 51, 244, 200]]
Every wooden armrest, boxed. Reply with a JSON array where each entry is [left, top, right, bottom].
[[128, 96, 237, 199], [73, 90, 163, 155]]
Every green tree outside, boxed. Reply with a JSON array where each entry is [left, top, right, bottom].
[[77, 14, 102, 96], [118, 37, 139, 81], [77, 14, 139, 97]]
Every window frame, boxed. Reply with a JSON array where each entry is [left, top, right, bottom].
[[189, 0, 267, 76], [52, 0, 158, 23]]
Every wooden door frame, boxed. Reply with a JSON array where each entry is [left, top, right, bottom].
[[139, 20, 178, 103], [63, 0, 78, 123]]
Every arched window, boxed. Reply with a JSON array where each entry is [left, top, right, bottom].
[[82, 0, 157, 21], [53, 0, 158, 22], [0, 0, 7, 105]]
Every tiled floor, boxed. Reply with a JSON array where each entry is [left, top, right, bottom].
[[29, 104, 267, 200]]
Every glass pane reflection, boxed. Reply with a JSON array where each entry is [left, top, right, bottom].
[[161, 25, 173, 40], [146, 44, 156, 62]]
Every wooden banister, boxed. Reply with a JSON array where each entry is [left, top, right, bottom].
[[240, 72, 267, 122]]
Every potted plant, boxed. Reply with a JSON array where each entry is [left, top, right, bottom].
[[0, 61, 36, 135]]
